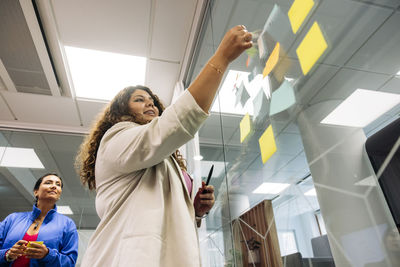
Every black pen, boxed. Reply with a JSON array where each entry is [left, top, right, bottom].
[[205, 164, 214, 186]]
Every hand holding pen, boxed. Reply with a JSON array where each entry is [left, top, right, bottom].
[[194, 165, 215, 217]]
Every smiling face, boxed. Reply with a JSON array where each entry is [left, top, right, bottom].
[[34, 175, 62, 203], [128, 89, 160, 121]]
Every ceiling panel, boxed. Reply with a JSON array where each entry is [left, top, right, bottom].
[[279, 153, 309, 173], [52, 0, 151, 56], [77, 99, 107, 128], [247, 153, 294, 172], [350, 0, 400, 8], [145, 59, 180, 105], [276, 58, 340, 106], [379, 76, 400, 94], [275, 133, 304, 156], [0, 94, 14, 120], [150, 0, 197, 61], [199, 124, 228, 144], [309, 68, 391, 105], [2, 91, 81, 126], [345, 12, 400, 74]]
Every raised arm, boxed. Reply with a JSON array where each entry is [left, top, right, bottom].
[[188, 25, 252, 112]]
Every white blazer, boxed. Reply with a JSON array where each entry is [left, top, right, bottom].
[[81, 90, 208, 267]]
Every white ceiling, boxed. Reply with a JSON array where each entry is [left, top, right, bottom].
[[0, 0, 204, 133], [0, 0, 206, 227]]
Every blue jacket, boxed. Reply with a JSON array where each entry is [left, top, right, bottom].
[[0, 205, 78, 267]]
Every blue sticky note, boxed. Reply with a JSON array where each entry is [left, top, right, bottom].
[[269, 80, 296, 115]]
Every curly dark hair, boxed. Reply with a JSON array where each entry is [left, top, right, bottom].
[[75, 85, 187, 190]]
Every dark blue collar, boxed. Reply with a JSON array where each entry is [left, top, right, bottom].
[[30, 204, 58, 222]]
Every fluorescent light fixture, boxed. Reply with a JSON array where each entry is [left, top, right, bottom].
[[253, 182, 290, 194], [193, 155, 203, 161], [57, 206, 73, 215], [321, 89, 400, 127], [65, 46, 146, 100], [304, 188, 317, 196], [0, 147, 44, 169], [211, 70, 253, 115]]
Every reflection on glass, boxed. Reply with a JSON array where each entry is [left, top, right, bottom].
[[269, 80, 296, 116], [321, 89, 400, 127], [296, 22, 328, 75], [258, 125, 277, 164], [288, 0, 315, 34], [187, 0, 400, 266]]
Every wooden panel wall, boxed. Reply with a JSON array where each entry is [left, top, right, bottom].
[[233, 200, 283, 267]]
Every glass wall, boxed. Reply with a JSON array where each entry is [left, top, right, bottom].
[[0, 130, 96, 265], [188, 0, 400, 266]]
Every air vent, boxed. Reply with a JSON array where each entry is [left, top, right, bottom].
[[0, 0, 59, 96]]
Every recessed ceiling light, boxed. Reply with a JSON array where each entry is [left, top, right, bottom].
[[57, 206, 73, 215], [65, 46, 146, 101], [321, 89, 400, 127], [304, 188, 317, 196], [193, 155, 203, 161], [252, 182, 290, 194], [0, 147, 44, 169]]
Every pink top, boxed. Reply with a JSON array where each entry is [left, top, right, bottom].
[[181, 170, 193, 196], [12, 232, 39, 267]]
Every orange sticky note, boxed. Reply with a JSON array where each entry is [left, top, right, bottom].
[[263, 42, 280, 78], [296, 22, 328, 75], [258, 125, 277, 164], [240, 113, 251, 143]]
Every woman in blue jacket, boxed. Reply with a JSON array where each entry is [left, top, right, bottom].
[[0, 173, 78, 266]]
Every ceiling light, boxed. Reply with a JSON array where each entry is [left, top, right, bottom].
[[0, 147, 44, 169], [304, 188, 317, 196], [253, 182, 290, 194], [57, 206, 73, 215], [321, 89, 400, 127], [397, 70, 400, 75], [193, 155, 203, 161], [211, 70, 252, 115], [65, 46, 146, 100]]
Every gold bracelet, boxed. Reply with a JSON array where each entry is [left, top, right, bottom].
[[207, 62, 223, 74]]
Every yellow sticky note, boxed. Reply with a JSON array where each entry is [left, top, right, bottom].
[[258, 125, 277, 164], [263, 42, 280, 78], [240, 113, 251, 143], [288, 0, 315, 34], [27, 241, 44, 247], [296, 22, 327, 75]]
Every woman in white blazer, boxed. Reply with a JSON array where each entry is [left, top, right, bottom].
[[76, 25, 252, 267]]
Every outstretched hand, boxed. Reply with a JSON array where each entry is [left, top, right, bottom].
[[213, 25, 253, 66], [194, 181, 215, 217]]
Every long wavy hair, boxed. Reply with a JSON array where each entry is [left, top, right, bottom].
[[75, 85, 187, 190]]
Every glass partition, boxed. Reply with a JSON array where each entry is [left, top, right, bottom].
[[0, 130, 96, 265], [188, 0, 400, 266]]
